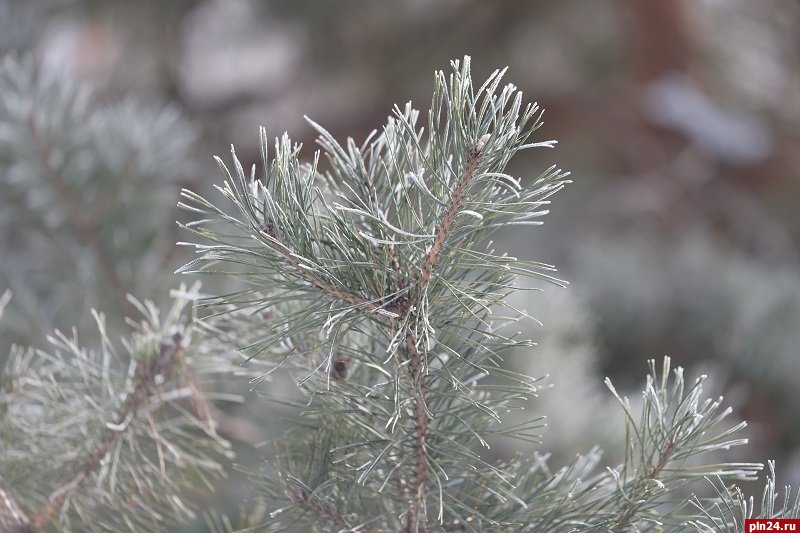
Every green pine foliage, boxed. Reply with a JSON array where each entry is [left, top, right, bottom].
[[179, 56, 567, 531], [0, 55, 195, 350], [1, 51, 799, 532], [573, 233, 800, 438], [177, 57, 790, 532], [0, 284, 239, 532]]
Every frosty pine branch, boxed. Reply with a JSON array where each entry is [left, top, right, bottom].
[[179, 55, 571, 531], [176, 56, 788, 532], [3, 53, 800, 532], [0, 286, 237, 532]]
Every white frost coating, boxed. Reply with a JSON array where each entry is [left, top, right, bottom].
[[476, 133, 490, 151], [459, 210, 483, 220]]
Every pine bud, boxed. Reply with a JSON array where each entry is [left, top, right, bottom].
[[331, 355, 351, 380], [476, 133, 490, 152]]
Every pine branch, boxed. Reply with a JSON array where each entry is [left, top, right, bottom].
[[416, 135, 488, 297], [259, 223, 392, 316], [20, 334, 185, 531], [0, 285, 238, 532], [284, 487, 393, 533], [610, 437, 676, 529], [687, 461, 800, 531], [404, 329, 430, 532], [171, 54, 800, 531], [0, 44, 787, 530], [26, 113, 128, 310], [0, 56, 197, 349], [179, 55, 571, 530]]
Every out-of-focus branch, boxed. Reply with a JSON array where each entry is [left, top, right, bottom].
[[0, 482, 29, 533], [25, 334, 185, 531], [27, 115, 129, 311]]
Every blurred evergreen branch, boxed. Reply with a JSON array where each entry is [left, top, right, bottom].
[[0, 284, 239, 532], [0, 0, 46, 56], [0, 55, 196, 348], [573, 234, 800, 443]]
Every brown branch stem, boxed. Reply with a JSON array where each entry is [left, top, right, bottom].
[[285, 488, 392, 533], [417, 140, 485, 296], [26, 335, 186, 531], [403, 140, 485, 532], [404, 329, 430, 533]]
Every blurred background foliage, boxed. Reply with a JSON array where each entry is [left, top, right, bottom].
[[1, 0, 798, 529]]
